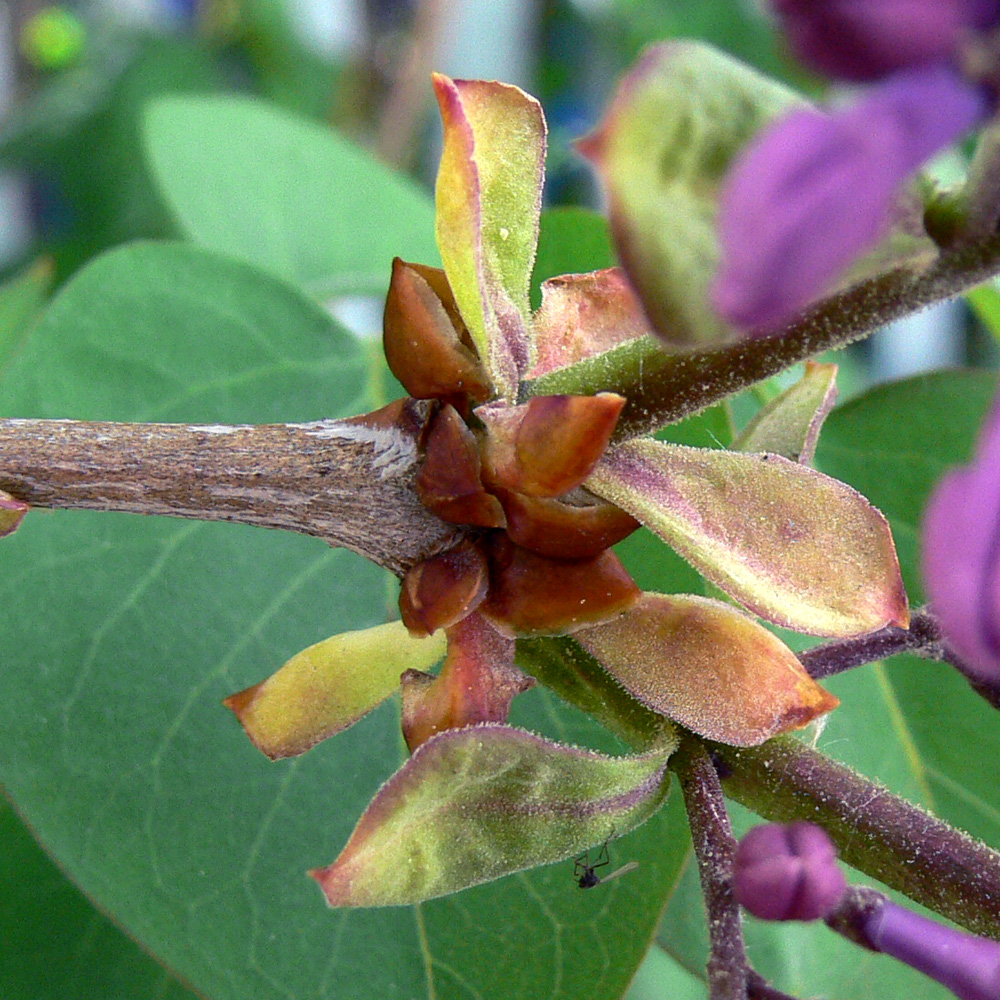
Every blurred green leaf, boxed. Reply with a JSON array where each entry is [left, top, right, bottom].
[[0, 240, 689, 999], [144, 95, 438, 298], [0, 259, 52, 374], [532, 207, 616, 309], [2, 31, 223, 280]]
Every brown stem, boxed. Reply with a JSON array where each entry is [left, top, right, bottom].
[[528, 230, 1000, 440], [673, 737, 749, 1000], [712, 737, 1000, 940], [0, 412, 461, 576]]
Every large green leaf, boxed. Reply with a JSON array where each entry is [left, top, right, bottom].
[[144, 95, 438, 298], [0, 240, 687, 999], [0, 800, 198, 999], [655, 371, 1000, 998]]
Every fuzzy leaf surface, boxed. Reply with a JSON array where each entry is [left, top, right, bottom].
[[312, 724, 674, 907], [588, 438, 908, 636]]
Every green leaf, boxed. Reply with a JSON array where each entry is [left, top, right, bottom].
[[655, 371, 1000, 1000], [0, 240, 689, 999], [144, 95, 438, 297], [0, 801, 198, 999], [579, 41, 801, 346], [312, 724, 674, 907], [532, 207, 616, 309]]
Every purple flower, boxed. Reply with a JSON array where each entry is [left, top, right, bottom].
[[923, 395, 1000, 687], [712, 65, 989, 331], [732, 822, 846, 921], [863, 900, 1000, 1000], [773, 0, 997, 81]]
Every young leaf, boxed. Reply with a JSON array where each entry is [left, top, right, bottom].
[[576, 592, 838, 746], [311, 724, 675, 907], [578, 41, 802, 346], [587, 438, 909, 636], [224, 621, 447, 760], [733, 361, 839, 463], [433, 75, 545, 399]]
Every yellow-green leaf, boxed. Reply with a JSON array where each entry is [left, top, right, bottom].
[[733, 361, 839, 464], [433, 74, 545, 400], [224, 621, 446, 759]]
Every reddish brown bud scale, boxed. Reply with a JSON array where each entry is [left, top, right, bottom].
[[495, 487, 639, 559], [399, 539, 489, 636], [383, 258, 491, 406], [481, 535, 640, 636], [400, 613, 530, 752], [417, 404, 505, 528], [514, 393, 626, 497]]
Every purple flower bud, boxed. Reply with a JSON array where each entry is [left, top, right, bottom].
[[712, 66, 989, 332], [733, 822, 846, 921], [864, 900, 1000, 1000], [772, 0, 997, 81], [923, 394, 1000, 686]]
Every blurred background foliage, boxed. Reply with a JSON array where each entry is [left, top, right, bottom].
[[0, 3, 996, 998]]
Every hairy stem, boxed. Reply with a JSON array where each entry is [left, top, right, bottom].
[[0, 412, 461, 576], [798, 607, 945, 680], [712, 737, 1000, 940], [673, 737, 749, 1000], [527, 230, 1000, 440]]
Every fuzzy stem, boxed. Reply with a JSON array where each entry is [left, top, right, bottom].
[[527, 229, 1000, 440], [798, 607, 944, 680], [0, 413, 461, 576], [673, 737, 749, 1000], [712, 737, 1000, 940]]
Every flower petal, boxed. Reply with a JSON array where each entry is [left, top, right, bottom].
[[712, 66, 989, 332], [923, 394, 1000, 685], [223, 621, 446, 760], [587, 438, 908, 636], [433, 75, 546, 400], [773, 0, 985, 81], [576, 592, 839, 746], [310, 723, 674, 907]]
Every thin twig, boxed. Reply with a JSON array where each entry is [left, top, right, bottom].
[[798, 607, 944, 680], [712, 737, 1000, 940], [673, 736, 749, 1000]]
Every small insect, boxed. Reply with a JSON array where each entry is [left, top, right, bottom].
[[573, 832, 639, 889]]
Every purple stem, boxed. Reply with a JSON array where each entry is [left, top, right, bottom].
[[673, 738, 749, 1000], [798, 606, 1000, 711]]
